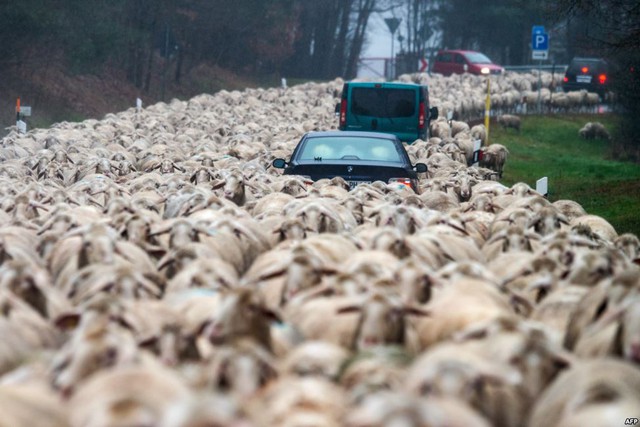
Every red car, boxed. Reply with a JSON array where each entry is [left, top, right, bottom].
[[432, 50, 504, 76]]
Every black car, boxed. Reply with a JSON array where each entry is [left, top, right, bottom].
[[563, 57, 610, 98], [272, 131, 427, 192]]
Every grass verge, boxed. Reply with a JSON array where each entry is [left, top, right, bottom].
[[491, 114, 640, 237]]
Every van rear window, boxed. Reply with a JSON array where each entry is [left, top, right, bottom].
[[351, 88, 416, 118]]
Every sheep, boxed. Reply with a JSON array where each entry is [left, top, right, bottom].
[[496, 114, 521, 131], [479, 143, 509, 178], [528, 359, 640, 427], [410, 278, 517, 351], [570, 214, 618, 242], [68, 362, 191, 427], [0, 76, 634, 425], [335, 291, 428, 352], [200, 338, 278, 398], [552, 199, 587, 222], [346, 392, 492, 427], [614, 233, 640, 262], [579, 121, 611, 140], [0, 384, 70, 427], [280, 340, 349, 380], [247, 377, 347, 427]]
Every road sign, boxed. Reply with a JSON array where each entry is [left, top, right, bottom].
[[532, 32, 549, 51], [531, 25, 549, 61], [384, 18, 401, 34], [20, 106, 32, 116], [419, 58, 428, 72], [532, 50, 548, 60]]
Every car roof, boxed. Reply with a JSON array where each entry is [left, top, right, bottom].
[[571, 57, 607, 62], [437, 49, 482, 55], [303, 130, 401, 141]]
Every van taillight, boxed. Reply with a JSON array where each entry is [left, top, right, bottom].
[[339, 99, 347, 127], [599, 74, 607, 84], [418, 101, 426, 129], [563, 76, 568, 83]]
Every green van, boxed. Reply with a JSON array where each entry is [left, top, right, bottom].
[[337, 81, 438, 143]]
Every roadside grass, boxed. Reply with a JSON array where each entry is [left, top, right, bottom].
[[491, 114, 640, 237]]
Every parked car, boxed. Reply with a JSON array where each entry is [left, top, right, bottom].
[[562, 57, 610, 98], [272, 131, 427, 192], [336, 81, 438, 143], [431, 50, 504, 76]]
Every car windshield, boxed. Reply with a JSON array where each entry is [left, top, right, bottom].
[[298, 136, 404, 162], [350, 87, 416, 118], [464, 52, 492, 64]]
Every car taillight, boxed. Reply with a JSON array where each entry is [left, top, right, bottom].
[[581, 67, 589, 73], [389, 178, 413, 190], [599, 74, 607, 84], [563, 76, 568, 83], [418, 101, 425, 129], [339, 99, 347, 127]]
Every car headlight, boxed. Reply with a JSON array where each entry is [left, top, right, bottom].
[[480, 67, 490, 75]]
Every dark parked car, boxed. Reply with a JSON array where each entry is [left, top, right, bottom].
[[272, 131, 427, 192], [563, 57, 610, 98], [431, 50, 504, 76]]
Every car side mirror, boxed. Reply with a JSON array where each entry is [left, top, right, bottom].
[[429, 107, 439, 120], [272, 158, 287, 169], [414, 163, 428, 173]]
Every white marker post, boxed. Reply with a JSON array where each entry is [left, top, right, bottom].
[[536, 177, 548, 198], [136, 98, 142, 113]]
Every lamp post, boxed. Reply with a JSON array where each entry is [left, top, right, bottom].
[[384, 17, 401, 80], [481, 67, 491, 145]]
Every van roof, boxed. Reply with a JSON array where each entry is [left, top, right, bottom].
[[345, 81, 424, 89]]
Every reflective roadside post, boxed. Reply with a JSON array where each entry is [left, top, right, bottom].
[[481, 67, 491, 146]]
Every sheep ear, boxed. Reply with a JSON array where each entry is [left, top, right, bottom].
[[509, 292, 533, 317], [401, 306, 430, 317], [156, 253, 175, 271], [138, 335, 158, 350], [316, 266, 338, 276], [54, 312, 81, 330], [211, 180, 226, 190], [248, 304, 282, 323], [196, 320, 212, 337], [336, 305, 361, 314], [257, 267, 287, 282]]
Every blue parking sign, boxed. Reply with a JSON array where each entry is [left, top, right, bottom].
[[532, 32, 548, 51]]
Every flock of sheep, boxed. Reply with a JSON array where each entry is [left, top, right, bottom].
[[0, 71, 637, 427]]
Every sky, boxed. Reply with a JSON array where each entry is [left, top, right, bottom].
[[358, 14, 397, 78]]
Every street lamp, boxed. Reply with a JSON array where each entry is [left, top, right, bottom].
[[384, 17, 402, 80]]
